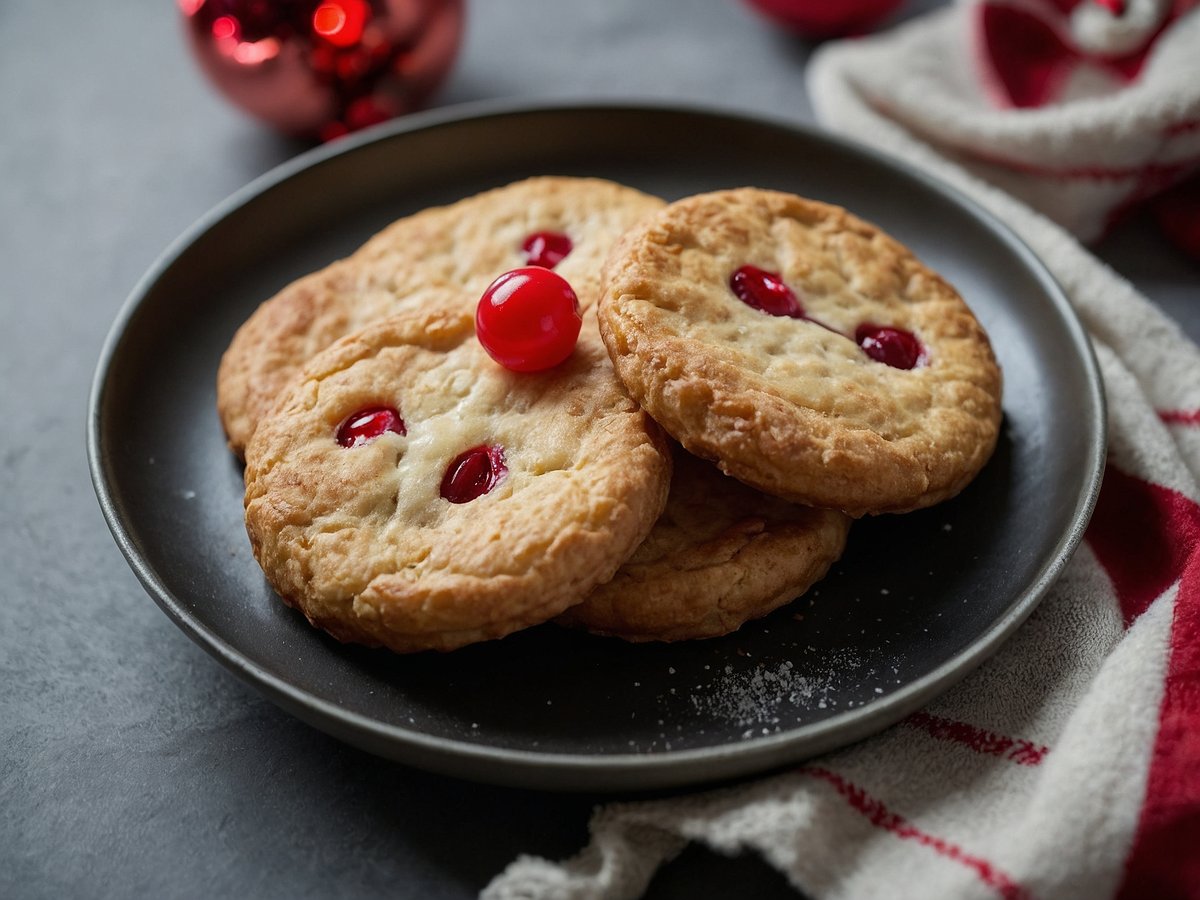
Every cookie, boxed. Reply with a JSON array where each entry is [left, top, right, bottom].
[[218, 176, 665, 455], [596, 188, 1002, 517], [243, 303, 671, 654], [558, 446, 851, 642]]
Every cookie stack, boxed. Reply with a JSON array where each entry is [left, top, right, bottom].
[[218, 178, 1002, 653]]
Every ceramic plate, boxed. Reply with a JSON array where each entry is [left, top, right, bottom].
[[88, 102, 1104, 791]]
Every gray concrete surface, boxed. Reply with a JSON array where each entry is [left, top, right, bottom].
[[2, 1, 1195, 898]]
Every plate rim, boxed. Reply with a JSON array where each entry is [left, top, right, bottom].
[[87, 97, 1107, 791]]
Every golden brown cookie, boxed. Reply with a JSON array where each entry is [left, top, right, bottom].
[[243, 304, 671, 654], [218, 176, 664, 454], [558, 446, 851, 642], [597, 188, 1002, 517]]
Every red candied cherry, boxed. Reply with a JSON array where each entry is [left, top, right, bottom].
[[441, 445, 507, 503], [856, 324, 925, 370], [521, 231, 573, 269], [729, 265, 805, 318], [476, 267, 582, 372], [336, 406, 406, 447]]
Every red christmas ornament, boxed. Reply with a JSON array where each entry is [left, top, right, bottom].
[[180, 0, 463, 141], [741, 0, 906, 37]]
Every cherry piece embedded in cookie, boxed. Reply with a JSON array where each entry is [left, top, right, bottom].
[[729, 265, 805, 319], [856, 323, 925, 370], [521, 231, 573, 269], [336, 406, 406, 447], [476, 267, 583, 372], [441, 445, 507, 503]]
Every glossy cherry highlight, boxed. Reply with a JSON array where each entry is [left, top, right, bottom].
[[521, 231, 573, 269], [729, 265, 805, 318], [336, 406, 406, 447], [312, 0, 369, 48], [441, 445, 507, 504], [856, 324, 925, 370], [476, 267, 582, 372]]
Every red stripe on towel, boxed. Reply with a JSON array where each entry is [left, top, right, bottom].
[[967, 151, 1197, 184], [1086, 466, 1200, 626], [904, 711, 1049, 765], [1163, 119, 1200, 138], [802, 766, 1031, 900], [1159, 409, 1200, 426], [1110, 478, 1200, 897]]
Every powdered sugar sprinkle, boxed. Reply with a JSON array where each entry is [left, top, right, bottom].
[[687, 649, 866, 732]]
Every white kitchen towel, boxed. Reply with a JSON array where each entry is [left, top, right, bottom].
[[484, 3, 1200, 898], [879, 0, 1200, 242]]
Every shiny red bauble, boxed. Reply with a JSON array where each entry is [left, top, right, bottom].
[[476, 267, 583, 373], [180, 0, 463, 141], [742, 0, 905, 38]]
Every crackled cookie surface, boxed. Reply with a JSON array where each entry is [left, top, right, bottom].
[[243, 305, 671, 653], [559, 447, 851, 642], [219, 176, 664, 454], [597, 188, 1003, 516]]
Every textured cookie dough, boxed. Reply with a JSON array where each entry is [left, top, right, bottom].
[[219, 176, 664, 454], [243, 305, 671, 653], [559, 446, 851, 642], [597, 188, 1003, 516]]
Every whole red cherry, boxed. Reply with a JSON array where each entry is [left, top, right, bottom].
[[741, 0, 905, 38], [476, 267, 583, 372]]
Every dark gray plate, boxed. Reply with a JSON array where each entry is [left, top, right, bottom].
[[88, 101, 1104, 792]]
